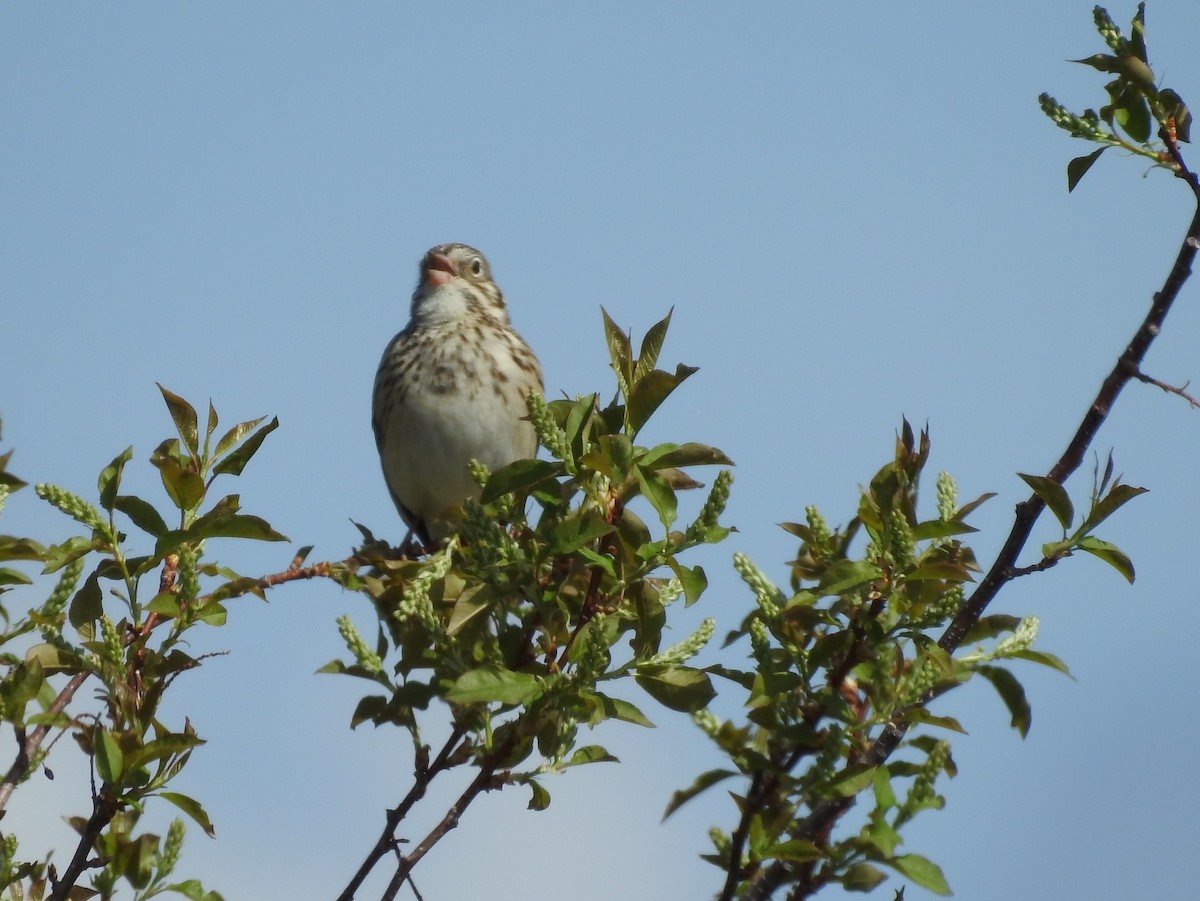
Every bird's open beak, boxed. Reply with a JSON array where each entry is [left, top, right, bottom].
[[422, 252, 457, 287]]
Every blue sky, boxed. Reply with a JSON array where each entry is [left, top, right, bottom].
[[3, 3, 1199, 899]]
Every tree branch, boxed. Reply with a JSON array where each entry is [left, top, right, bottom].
[[741, 128, 1200, 900], [0, 670, 91, 813]]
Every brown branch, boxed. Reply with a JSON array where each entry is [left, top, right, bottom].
[[379, 763, 510, 901], [335, 726, 469, 901], [1129, 367, 1200, 407], [48, 790, 118, 901], [0, 670, 91, 813], [740, 127, 1200, 900]]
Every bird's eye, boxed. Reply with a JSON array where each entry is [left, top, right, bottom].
[[470, 257, 484, 277]]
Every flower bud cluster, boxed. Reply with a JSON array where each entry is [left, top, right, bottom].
[[642, 617, 714, 667], [44, 557, 84, 618], [395, 548, 453, 636], [897, 655, 941, 706], [887, 507, 915, 567], [805, 505, 831, 548], [995, 615, 1038, 657], [572, 616, 611, 680], [898, 739, 948, 825], [691, 708, 722, 740], [1038, 94, 1110, 141], [686, 469, 732, 541], [160, 818, 185, 876], [733, 552, 782, 619], [99, 614, 124, 666], [36, 483, 106, 534], [526, 393, 575, 474], [176, 544, 200, 603], [1093, 6, 1129, 55], [337, 614, 383, 675], [936, 472, 957, 523]]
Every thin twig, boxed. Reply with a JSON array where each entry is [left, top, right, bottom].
[[1129, 368, 1200, 407], [335, 726, 469, 901]]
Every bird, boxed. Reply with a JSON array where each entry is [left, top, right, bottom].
[[372, 243, 543, 549]]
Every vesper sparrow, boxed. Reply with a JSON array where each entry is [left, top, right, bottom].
[[372, 243, 543, 547]]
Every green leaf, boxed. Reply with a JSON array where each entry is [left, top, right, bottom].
[[68, 570, 103, 628], [888, 854, 951, 896], [1077, 483, 1147, 535], [159, 791, 216, 837], [901, 709, 967, 734], [97, 447, 133, 513], [873, 765, 897, 810], [667, 559, 708, 606], [1129, 2, 1148, 63], [817, 559, 881, 595], [639, 441, 734, 470], [626, 364, 698, 437], [961, 614, 1021, 644], [976, 665, 1031, 737], [1010, 648, 1073, 677], [0, 567, 31, 587], [634, 665, 715, 712], [633, 308, 673, 382], [547, 512, 613, 554], [481, 458, 561, 503], [762, 839, 825, 862], [526, 778, 551, 811], [95, 728, 125, 783], [662, 768, 736, 820], [1114, 90, 1151, 143], [601, 308, 633, 398], [205, 399, 220, 450], [842, 862, 887, 892], [151, 442, 205, 512], [0, 535, 48, 563], [1067, 147, 1106, 192], [1075, 536, 1136, 582], [213, 415, 267, 460], [113, 495, 169, 538], [211, 416, 278, 477], [817, 764, 877, 799], [562, 745, 619, 768], [158, 384, 200, 458], [1018, 473, 1073, 529], [446, 666, 544, 706], [636, 465, 677, 530], [593, 693, 655, 727]]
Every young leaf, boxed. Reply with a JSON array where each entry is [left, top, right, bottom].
[[1077, 483, 1147, 536], [633, 308, 673, 382], [96, 728, 125, 783], [1075, 536, 1136, 583], [213, 415, 267, 460], [159, 791, 217, 838], [97, 447, 133, 513], [976, 665, 1031, 737], [601, 308, 633, 398], [662, 768, 736, 820], [446, 666, 544, 705], [158, 384, 201, 459], [1067, 147, 1107, 192], [1018, 473, 1074, 529], [634, 665, 715, 712], [211, 417, 279, 477], [888, 854, 951, 896], [114, 495, 169, 538]]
